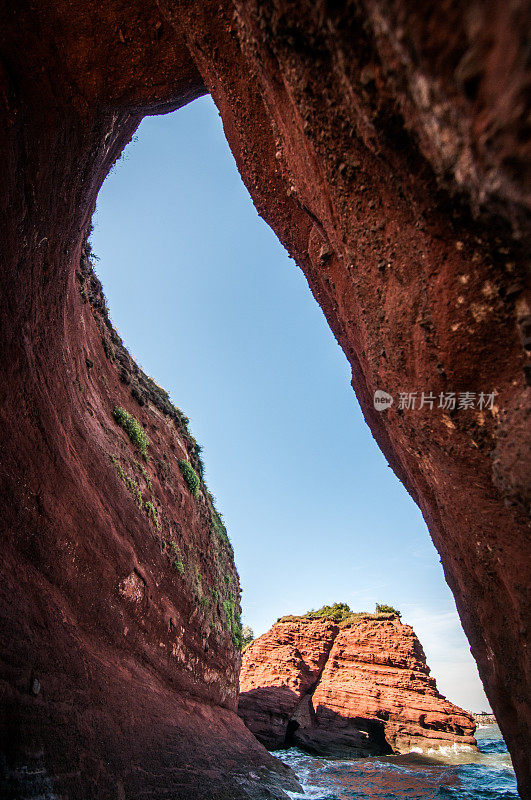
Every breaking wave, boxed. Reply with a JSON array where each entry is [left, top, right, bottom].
[[279, 724, 517, 799]]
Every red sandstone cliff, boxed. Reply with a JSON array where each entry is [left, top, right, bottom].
[[239, 614, 476, 757], [0, 248, 300, 799], [0, 0, 529, 797], [238, 618, 339, 748]]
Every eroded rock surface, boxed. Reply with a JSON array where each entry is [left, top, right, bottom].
[[239, 615, 476, 756], [0, 248, 301, 799], [0, 0, 529, 797], [238, 618, 339, 748]]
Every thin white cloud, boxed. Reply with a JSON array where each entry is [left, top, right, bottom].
[[402, 604, 492, 712]]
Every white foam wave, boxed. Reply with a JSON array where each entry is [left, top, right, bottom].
[[409, 742, 477, 757]]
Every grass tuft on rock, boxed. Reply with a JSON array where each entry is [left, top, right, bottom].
[[110, 455, 143, 509], [375, 603, 401, 619], [222, 597, 243, 648], [178, 459, 200, 498], [144, 500, 160, 530], [173, 558, 185, 575], [112, 406, 149, 459]]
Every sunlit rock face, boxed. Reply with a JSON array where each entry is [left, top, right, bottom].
[[0, 0, 529, 797], [239, 615, 477, 756]]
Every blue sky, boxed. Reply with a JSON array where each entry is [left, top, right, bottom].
[[92, 95, 490, 712]]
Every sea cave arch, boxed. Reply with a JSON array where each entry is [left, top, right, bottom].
[[0, 2, 529, 799]]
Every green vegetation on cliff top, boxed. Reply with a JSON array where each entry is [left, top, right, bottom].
[[278, 602, 401, 627], [375, 603, 401, 618]]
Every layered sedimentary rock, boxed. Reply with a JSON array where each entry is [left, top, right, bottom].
[[239, 615, 476, 757], [0, 0, 529, 797], [0, 247, 300, 799], [238, 618, 339, 748]]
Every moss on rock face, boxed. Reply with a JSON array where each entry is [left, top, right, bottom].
[[144, 500, 160, 530], [110, 454, 143, 509], [81, 247, 240, 661], [173, 558, 185, 575], [178, 459, 200, 498], [112, 406, 149, 459]]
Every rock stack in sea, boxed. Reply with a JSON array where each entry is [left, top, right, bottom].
[[238, 608, 476, 757]]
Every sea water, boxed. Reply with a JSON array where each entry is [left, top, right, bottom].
[[277, 724, 517, 799]]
